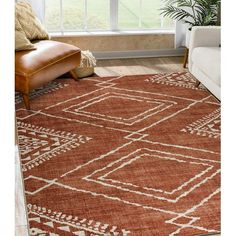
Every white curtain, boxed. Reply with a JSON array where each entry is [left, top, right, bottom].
[[27, 0, 45, 23]]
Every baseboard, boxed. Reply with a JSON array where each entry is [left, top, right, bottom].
[[92, 48, 185, 60]]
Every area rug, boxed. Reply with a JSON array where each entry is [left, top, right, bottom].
[[16, 72, 220, 236]]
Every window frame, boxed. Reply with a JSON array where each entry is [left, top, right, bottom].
[[42, 0, 175, 35]]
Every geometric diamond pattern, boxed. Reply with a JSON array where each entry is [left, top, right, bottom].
[[18, 135, 48, 156], [181, 108, 221, 138], [86, 148, 218, 203], [16, 73, 220, 236], [64, 92, 176, 126], [17, 121, 91, 172], [146, 72, 205, 90]]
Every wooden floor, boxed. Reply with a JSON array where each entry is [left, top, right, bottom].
[[95, 56, 185, 76], [15, 56, 220, 236]]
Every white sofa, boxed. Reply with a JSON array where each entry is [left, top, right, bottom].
[[189, 26, 221, 100]]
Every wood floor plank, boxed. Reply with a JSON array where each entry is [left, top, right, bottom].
[[95, 57, 185, 76]]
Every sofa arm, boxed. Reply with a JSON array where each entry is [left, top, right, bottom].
[[189, 26, 221, 49], [189, 26, 221, 71]]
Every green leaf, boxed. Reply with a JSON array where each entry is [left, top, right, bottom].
[[160, 0, 221, 27]]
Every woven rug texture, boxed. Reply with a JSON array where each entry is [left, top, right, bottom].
[[16, 72, 220, 236]]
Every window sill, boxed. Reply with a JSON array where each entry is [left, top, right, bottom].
[[50, 29, 175, 37]]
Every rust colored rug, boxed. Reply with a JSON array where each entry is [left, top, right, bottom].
[[16, 72, 220, 236]]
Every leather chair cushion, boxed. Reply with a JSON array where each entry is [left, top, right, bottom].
[[15, 40, 81, 91]]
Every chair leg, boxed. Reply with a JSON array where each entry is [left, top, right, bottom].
[[22, 93, 30, 110], [70, 69, 78, 80], [183, 48, 189, 68], [195, 80, 201, 87]]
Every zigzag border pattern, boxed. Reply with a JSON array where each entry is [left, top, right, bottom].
[[146, 72, 205, 90], [181, 109, 220, 138], [28, 204, 131, 235], [15, 81, 69, 104], [17, 121, 91, 172]]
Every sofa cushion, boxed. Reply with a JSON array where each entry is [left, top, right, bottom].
[[15, 17, 36, 51], [192, 47, 221, 86], [16, 1, 50, 41]]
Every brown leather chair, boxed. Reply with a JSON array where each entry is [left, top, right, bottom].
[[15, 40, 81, 109]]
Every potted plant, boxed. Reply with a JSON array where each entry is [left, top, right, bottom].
[[160, 0, 221, 47]]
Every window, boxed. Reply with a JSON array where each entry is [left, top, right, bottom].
[[44, 0, 174, 33]]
